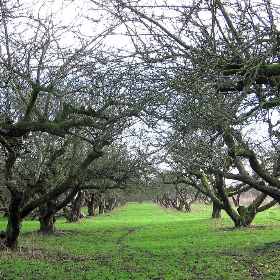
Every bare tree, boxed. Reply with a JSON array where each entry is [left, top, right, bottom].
[[0, 0, 152, 249], [92, 0, 280, 226]]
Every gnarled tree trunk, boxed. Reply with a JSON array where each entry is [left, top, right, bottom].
[[4, 195, 22, 250], [99, 194, 106, 214], [85, 192, 102, 216], [65, 191, 84, 222], [106, 197, 117, 212], [184, 202, 191, 212], [211, 201, 222, 219], [39, 213, 56, 233], [39, 201, 56, 234]]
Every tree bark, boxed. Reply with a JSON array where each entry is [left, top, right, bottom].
[[4, 195, 22, 250], [99, 195, 106, 214], [106, 197, 117, 212], [214, 174, 250, 227], [87, 201, 95, 216], [65, 191, 84, 222], [184, 202, 191, 212], [39, 213, 56, 233], [85, 194, 95, 216], [85, 193, 101, 216], [212, 201, 222, 218], [39, 201, 56, 234]]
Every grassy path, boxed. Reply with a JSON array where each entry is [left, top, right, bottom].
[[1, 203, 280, 279]]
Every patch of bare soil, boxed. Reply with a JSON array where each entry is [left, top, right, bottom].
[[116, 227, 135, 244]]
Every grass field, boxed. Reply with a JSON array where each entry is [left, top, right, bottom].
[[1, 203, 280, 279]]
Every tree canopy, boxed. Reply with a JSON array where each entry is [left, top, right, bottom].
[[1, 0, 280, 249]]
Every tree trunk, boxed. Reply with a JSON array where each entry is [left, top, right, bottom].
[[212, 201, 222, 218], [184, 202, 191, 212], [85, 193, 100, 216], [87, 201, 95, 216], [178, 200, 184, 211], [106, 197, 116, 212], [214, 174, 251, 227], [65, 191, 84, 222], [4, 195, 22, 250], [234, 193, 268, 227], [99, 197, 106, 214], [38, 201, 56, 234], [39, 213, 56, 233], [233, 214, 255, 227]]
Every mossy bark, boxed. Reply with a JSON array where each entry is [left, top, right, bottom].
[[65, 191, 84, 222], [212, 201, 222, 218], [219, 63, 280, 92], [39, 201, 56, 234], [85, 193, 102, 216], [4, 195, 22, 250], [39, 213, 56, 234]]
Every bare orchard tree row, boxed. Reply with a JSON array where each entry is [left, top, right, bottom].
[[0, 0, 154, 249], [152, 174, 211, 212], [96, 0, 280, 227], [1, 0, 280, 251]]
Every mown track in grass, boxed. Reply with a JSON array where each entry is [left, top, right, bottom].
[[1, 202, 280, 279]]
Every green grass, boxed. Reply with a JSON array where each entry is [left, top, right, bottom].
[[1, 203, 280, 279]]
